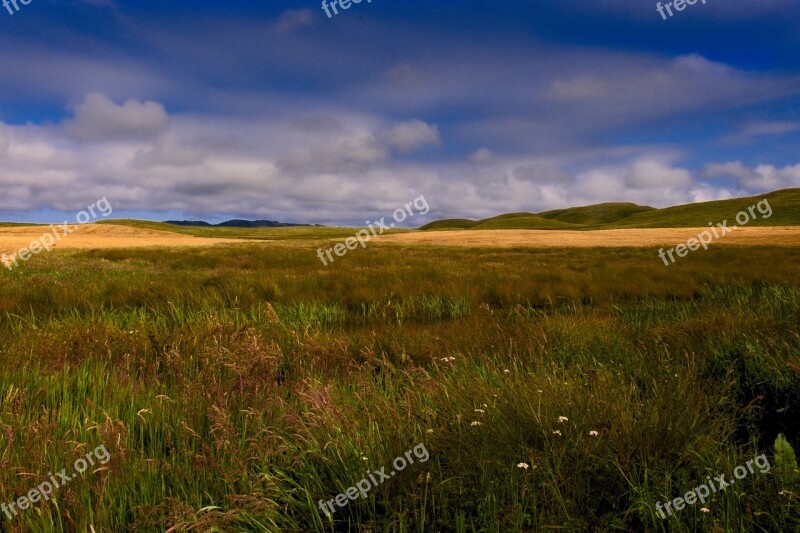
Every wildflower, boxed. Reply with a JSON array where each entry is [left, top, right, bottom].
[[516, 462, 529, 470], [361, 456, 369, 461], [503, 369, 511, 374], [589, 430, 599, 437], [474, 409, 485, 414], [700, 508, 710, 513], [470, 421, 482, 427], [552, 430, 561, 436], [558, 416, 569, 423], [441, 357, 456, 363]]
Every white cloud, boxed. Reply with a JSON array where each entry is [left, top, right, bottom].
[[64, 93, 169, 142], [624, 159, 694, 189], [381, 120, 441, 153], [470, 148, 493, 164], [0, 91, 797, 224], [705, 161, 800, 190]]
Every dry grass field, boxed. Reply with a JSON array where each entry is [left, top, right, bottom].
[[0, 224, 250, 257], [378, 226, 800, 248], [4, 225, 800, 259]]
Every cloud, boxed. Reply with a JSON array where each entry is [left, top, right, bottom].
[[513, 162, 573, 184], [0, 6, 798, 224], [705, 161, 800, 190], [0, 94, 797, 225], [624, 159, 694, 189], [380, 120, 441, 153], [470, 148, 493, 164], [131, 139, 208, 169], [720, 121, 800, 143], [550, 75, 610, 101], [272, 9, 315, 33], [63, 93, 169, 142]]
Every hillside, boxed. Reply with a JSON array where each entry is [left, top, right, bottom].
[[421, 188, 800, 230], [166, 219, 317, 228], [95, 219, 374, 241], [471, 215, 582, 230], [419, 212, 582, 231], [538, 202, 655, 225], [609, 188, 800, 228]]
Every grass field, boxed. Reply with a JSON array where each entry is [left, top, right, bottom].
[[0, 228, 799, 532]]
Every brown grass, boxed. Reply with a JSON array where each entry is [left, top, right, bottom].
[[377, 226, 800, 248], [0, 223, 249, 256]]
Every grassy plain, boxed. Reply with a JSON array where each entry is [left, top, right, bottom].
[[0, 229, 799, 532]]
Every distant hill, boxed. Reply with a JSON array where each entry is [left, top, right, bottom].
[[95, 219, 355, 241], [420, 188, 800, 230], [472, 214, 580, 230], [165, 219, 318, 228], [538, 202, 655, 226]]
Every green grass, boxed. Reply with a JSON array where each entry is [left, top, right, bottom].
[[0, 240, 798, 531], [610, 188, 800, 228], [422, 187, 800, 231], [538, 202, 655, 225], [471, 215, 580, 230], [0, 222, 44, 227], [418, 218, 481, 231]]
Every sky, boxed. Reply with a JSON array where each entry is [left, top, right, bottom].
[[0, 0, 799, 227]]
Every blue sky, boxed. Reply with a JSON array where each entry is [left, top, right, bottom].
[[0, 0, 799, 226]]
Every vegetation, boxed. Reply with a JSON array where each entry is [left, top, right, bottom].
[[538, 202, 655, 226], [95, 219, 378, 241], [421, 187, 800, 231], [0, 239, 799, 531]]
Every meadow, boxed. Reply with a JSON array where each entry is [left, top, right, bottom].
[[0, 237, 799, 532]]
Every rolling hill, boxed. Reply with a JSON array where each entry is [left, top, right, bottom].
[[538, 202, 655, 226], [420, 188, 800, 231]]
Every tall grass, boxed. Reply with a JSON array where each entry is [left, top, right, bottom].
[[0, 242, 798, 531]]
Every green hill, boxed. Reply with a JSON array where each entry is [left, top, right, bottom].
[[538, 202, 655, 225], [418, 218, 480, 231], [420, 212, 582, 231], [472, 215, 581, 230], [421, 188, 800, 231], [608, 188, 800, 228]]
